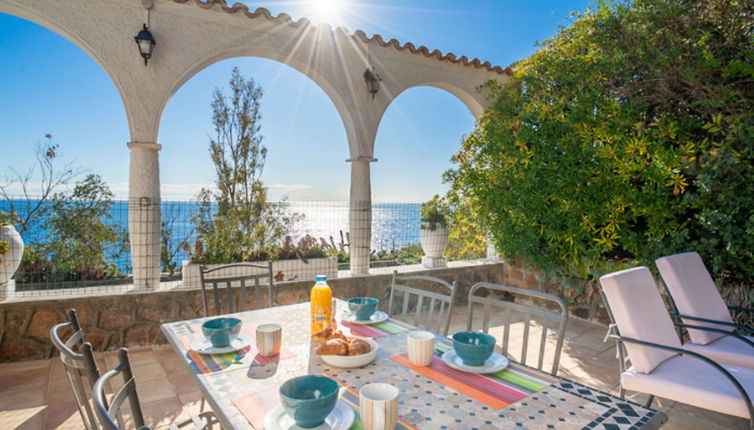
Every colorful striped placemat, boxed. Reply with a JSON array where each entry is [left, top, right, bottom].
[[179, 335, 295, 375], [390, 341, 557, 410], [341, 318, 415, 338], [232, 374, 418, 430]]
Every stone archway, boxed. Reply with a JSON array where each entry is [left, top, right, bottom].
[[0, 0, 511, 285]]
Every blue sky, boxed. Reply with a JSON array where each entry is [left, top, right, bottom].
[[0, 0, 590, 201]]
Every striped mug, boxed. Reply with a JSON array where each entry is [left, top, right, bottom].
[[407, 330, 434, 367], [359, 383, 399, 430], [256, 323, 282, 356]]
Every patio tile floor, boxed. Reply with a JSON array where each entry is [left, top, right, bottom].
[[0, 307, 749, 429]]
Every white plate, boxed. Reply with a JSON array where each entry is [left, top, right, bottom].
[[263, 400, 355, 430], [342, 311, 389, 325], [190, 333, 253, 355], [441, 350, 509, 374], [319, 337, 379, 368]]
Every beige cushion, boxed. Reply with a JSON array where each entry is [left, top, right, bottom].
[[684, 334, 754, 370], [622, 355, 754, 419], [656, 252, 734, 345], [600, 267, 680, 374]]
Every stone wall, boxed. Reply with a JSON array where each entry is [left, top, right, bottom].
[[0, 263, 507, 362], [0, 261, 611, 363]]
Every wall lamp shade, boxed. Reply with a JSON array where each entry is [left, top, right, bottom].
[[363, 68, 381, 98], [134, 24, 156, 66]]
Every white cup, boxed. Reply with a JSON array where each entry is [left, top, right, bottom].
[[359, 383, 399, 430], [407, 330, 435, 367], [255, 323, 282, 356]]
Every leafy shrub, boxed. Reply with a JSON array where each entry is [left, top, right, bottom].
[[447, 0, 754, 288], [420, 195, 448, 231]]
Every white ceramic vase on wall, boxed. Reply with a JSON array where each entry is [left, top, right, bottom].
[[420, 225, 449, 268], [0, 225, 24, 285]]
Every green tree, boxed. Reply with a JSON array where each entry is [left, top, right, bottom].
[[447, 0, 754, 286], [21, 174, 128, 282], [192, 67, 297, 264]]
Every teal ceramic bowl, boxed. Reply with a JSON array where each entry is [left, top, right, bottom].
[[348, 297, 379, 321], [452, 331, 496, 366], [279, 375, 339, 428], [201, 317, 242, 348]]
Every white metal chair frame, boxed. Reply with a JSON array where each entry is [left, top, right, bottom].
[[50, 308, 103, 430], [93, 348, 219, 430], [466, 282, 569, 375], [388, 272, 458, 336], [199, 261, 274, 316], [599, 288, 754, 429]]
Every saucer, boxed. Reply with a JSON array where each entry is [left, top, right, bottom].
[[190, 333, 253, 355], [263, 400, 355, 430], [441, 350, 509, 374], [342, 311, 389, 325]]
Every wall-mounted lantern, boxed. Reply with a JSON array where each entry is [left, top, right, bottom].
[[134, 24, 156, 66], [363, 67, 381, 99]]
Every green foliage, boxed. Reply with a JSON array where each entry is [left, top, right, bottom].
[[442, 192, 487, 260], [191, 67, 299, 264], [447, 0, 754, 284], [420, 195, 448, 231], [16, 174, 128, 282]]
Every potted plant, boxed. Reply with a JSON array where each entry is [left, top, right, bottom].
[[0, 212, 24, 297], [420, 195, 449, 268]]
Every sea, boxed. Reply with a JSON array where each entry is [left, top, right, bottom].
[[1, 199, 421, 273]]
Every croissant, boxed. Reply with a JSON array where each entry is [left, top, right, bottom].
[[312, 328, 347, 345], [315, 339, 349, 356], [347, 338, 371, 356]]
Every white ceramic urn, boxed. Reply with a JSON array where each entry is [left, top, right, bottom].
[[0, 225, 24, 285], [420, 224, 449, 259]]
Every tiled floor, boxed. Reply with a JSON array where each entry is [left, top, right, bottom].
[[0, 308, 749, 429]]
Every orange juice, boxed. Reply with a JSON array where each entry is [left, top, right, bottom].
[[310, 275, 333, 334]]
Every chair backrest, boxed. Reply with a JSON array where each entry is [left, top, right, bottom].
[[655, 252, 734, 345], [599, 267, 682, 374], [93, 348, 148, 430], [49, 308, 102, 430], [388, 272, 457, 336], [466, 282, 568, 375], [199, 262, 274, 316]]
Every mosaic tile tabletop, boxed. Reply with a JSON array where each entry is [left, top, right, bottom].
[[161, 301, 667, 430]]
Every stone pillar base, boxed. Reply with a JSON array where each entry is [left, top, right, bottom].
[[421, 256, 447, 269], [0, 280, 16, 301]]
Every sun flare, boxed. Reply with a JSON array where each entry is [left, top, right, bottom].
[[309, 0, 345, 24]]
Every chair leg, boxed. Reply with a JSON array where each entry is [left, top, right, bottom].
[[619, 387, 625, 399], [200, 396, 205, 412], [644, 395, 654, 408]]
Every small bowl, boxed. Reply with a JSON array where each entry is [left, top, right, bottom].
[[319, 337, 379, 368], [201, 318, 242, 348], [347, 297, 380, 321], [452, 331, 496, 367], [279, 375, 340, 428]]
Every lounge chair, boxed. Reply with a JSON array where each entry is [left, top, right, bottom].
[[599, 267, 754, 428], [656, 252, 753, 369]]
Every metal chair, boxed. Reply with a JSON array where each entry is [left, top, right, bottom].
[[199, 261, 274, 316], [387, 272, 457, 336], [466, 282, 569, 375], [50, 308, 102, 430], [599, 267, 754, 428], [93, 348, 219, 430]]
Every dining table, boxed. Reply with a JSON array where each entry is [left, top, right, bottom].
[[160, 300, 667, 430]]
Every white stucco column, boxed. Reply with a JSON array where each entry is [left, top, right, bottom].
[[347, 157, 376, 275], [127, 141, 162, 289]]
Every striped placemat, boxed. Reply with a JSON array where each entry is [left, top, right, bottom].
[[390, 340, 557, 410], [341, 318, 415, 338], [179, 335, 295, 375]]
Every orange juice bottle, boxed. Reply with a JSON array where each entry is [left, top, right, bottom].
[[310, 275, 333, 334]]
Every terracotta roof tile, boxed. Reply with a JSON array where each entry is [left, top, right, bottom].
[[171, 0, 512, 76]]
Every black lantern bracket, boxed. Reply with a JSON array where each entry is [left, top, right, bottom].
[[363, 67, 381, 99]]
